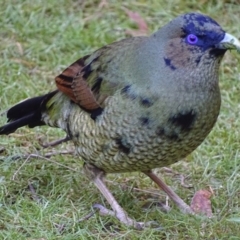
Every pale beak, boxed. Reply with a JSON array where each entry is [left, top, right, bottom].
[[216, 33, 240, 52]]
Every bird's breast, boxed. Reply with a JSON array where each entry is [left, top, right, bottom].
[[68, 87, 220, 173]]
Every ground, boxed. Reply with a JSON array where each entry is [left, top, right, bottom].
[[0, 0, 240, 239]]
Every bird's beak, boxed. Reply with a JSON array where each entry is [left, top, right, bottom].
[[216, 33, 240, 52]]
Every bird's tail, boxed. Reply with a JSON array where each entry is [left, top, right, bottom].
[[0, 91, 58, 135]]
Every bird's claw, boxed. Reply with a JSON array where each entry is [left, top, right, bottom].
[[93, 203, 161, 230], [93, 203, 115, 216]]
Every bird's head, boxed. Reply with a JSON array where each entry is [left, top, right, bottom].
[[153, 12, 240, 72]]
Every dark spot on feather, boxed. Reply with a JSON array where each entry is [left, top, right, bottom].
[[169, 110, 196, 131], [106, 58, 113, 64], [167, 132, 179, 140], [195, 55, 202, 65], [58, 74, 73, 82], [139, 117, 150, 126], [121, 85, 131, 94], [58, 83, 72, 88], [115, 137, 131, 154], [90, 107, 104, 121], [156, 126, 165, 136], [140, 98, 153, 107], [66, 122, 73, 139], [209, 48, 226, 57], [82, 64, 93, 79], [156, 126, 180, 141], [164, 57, 176, 70], [91, 77, 103, 94], [121, 85, 136, 100], [46, 102, 54, 111]]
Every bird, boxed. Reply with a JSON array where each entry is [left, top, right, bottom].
[[0, 12, 240, 229]]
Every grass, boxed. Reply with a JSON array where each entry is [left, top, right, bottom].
[[0, 0, 240, 239]]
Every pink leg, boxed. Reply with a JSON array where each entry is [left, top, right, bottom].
[[143, 170, 194, 214], [84, 164, 158, 229]]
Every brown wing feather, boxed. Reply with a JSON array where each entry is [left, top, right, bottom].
[[55, 57, 87, 101], [55, 55, 100, 110], [72, 75, 100, 110]]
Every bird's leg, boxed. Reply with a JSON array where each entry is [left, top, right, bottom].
[[143, 170, 194, 214], [93, 174, 144, 228], [84, 164, 146, 229]]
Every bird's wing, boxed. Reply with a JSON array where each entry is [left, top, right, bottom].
[[55, 40, 132, 112], [55, 54, 102, 111]]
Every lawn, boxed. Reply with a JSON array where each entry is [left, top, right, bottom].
[[0, 0, 240, 239]]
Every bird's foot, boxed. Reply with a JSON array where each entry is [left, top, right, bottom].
[[93, 203, 160, 230]]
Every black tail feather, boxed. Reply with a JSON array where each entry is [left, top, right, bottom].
[[0, 113, 43, 134], [0, 91, 57, 135]]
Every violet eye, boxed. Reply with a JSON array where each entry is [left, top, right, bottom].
[[186, 34, 198, 44]]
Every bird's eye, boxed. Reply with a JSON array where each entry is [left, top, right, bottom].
[[186, 34, 198, 45]]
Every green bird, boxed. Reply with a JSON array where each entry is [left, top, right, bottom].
[[0, 12, 240, 229]]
